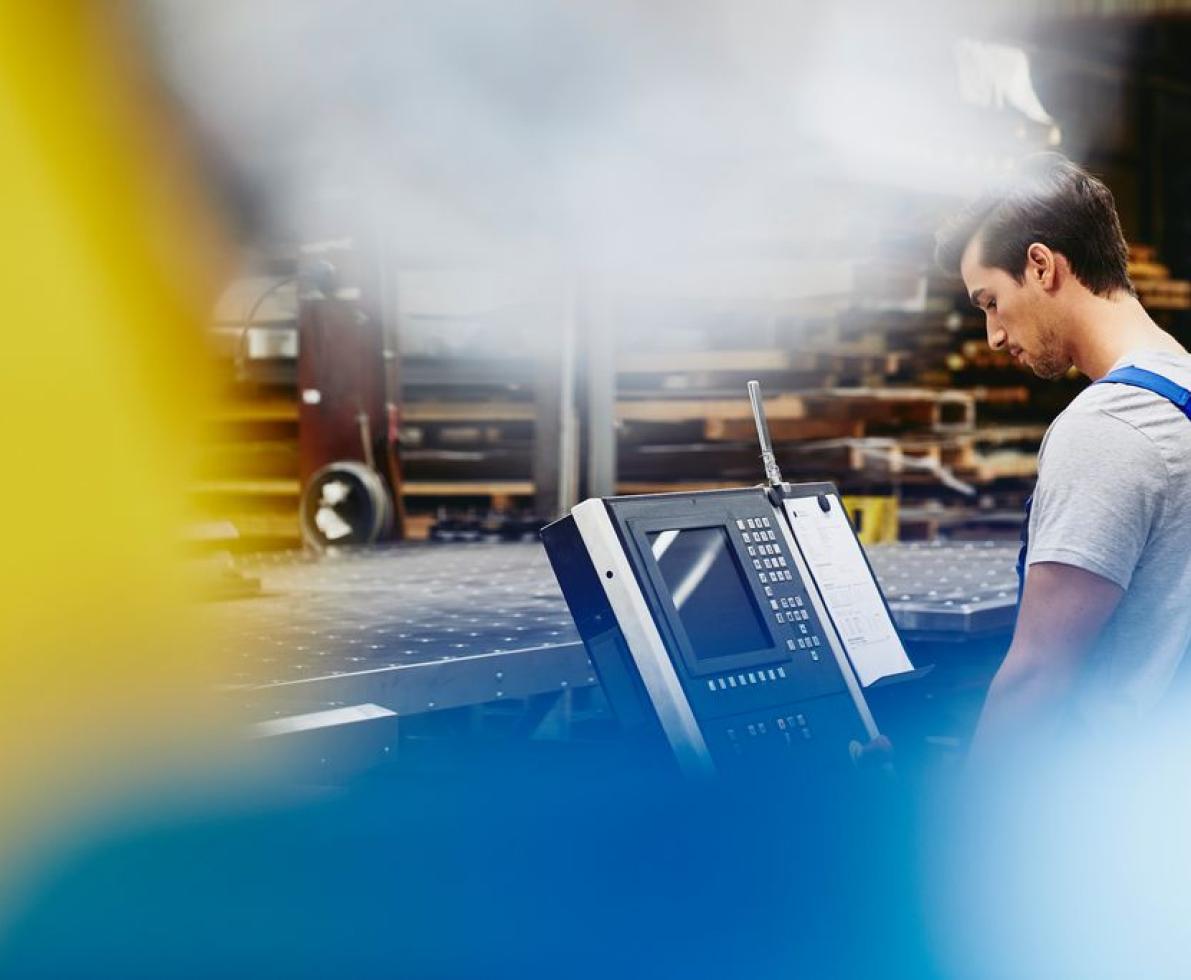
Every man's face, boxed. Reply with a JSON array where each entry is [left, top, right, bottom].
[[959, 236, 1072, 380]]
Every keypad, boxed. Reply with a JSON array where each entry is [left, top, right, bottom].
[[726, 512, 826, 664]]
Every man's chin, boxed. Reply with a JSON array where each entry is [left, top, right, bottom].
[[1031, 359, 1071, 381]]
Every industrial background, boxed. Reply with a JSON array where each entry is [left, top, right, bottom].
[[3, 2, 1191, 977]]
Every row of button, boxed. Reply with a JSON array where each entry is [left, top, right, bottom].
[[785, 635, 822, 660], [742, 528, 777, 545], [736, 517, 771, 531], [726, 713, 813, 744], [752, 556, 787, 572], [768, 596, 804, 611], [706, 666, 787, 692], [759, 569, 792, 585]]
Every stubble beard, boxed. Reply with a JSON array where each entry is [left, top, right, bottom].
[[1030, 322, 1072, 380]]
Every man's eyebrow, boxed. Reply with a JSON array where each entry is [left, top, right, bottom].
[[969, 287, 987, 309]]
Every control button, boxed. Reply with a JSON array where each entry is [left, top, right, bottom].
[[810, 651, 820, 662], [736, 519, 746, 530], [757, 671, 767, 682], [761, 516, 771, 527], [795, 595, 803, 606], [797, 638, 806, 649], [812, 636, 821, 647], [763, 559, 773, 569], [707, 679, 717, 691], [764, 586, 773, 597], [757, 721, 767, 734], [799, 624, 809, 635], [786, 639, 797, 651], [742, 532, 751, 543], [753, 559, 762, 570], [780, 597, 791, 609], [748, 672, 757, 684], [758, 573, 768, 584], [776, 717, 786, 730], [775, 612, 785, 624], [747, 724, 757, 736], [777, 666, 787, 678], [768, 530, 777, 542], [795, 713, 806, 726], [770, 599, 780, 611], [768, 669, 778, 680], [727, 676, 737, 687], [747, 546, 756, 557], [737, 674, 747, 686], [718, 678, 727, 689], [777, 557, 787, 568], [746, 519, 756, 529]]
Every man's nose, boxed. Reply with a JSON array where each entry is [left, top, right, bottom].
[[987, 323, 1007, 350]]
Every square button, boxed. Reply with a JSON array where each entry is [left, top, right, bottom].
[[727, 676, 737, 687], [747, 546, 756, 557], [753, 559, 762, 570], [795, 596, 803, 607], [742, 531, 751, 543], [759, 573, 768, 584], [736, 519, 746, 530], [777, 667, 787, 679], [764, 585, 773, 597], [761, 516, 771, 527], [746, 519, 756, 529], [770, 599, 780, 610], [707, 679, 717, 691], [768, 669, 778, 680], [775, 612, 785, 624], [718, 678, 727, 689], [786, 639, 797, 651], [799, 624, 809, 635]]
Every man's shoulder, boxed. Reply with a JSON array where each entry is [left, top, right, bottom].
[[1039, 394, 1165, 474]]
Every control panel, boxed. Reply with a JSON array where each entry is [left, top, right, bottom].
[[542, 486, 879, 778]]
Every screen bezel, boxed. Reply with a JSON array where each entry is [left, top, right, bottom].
[[626, 510, 784, 679]]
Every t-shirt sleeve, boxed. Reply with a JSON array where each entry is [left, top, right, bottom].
[[1027, 408, 1168, 590]]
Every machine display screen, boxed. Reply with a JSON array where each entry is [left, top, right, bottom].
[[647, 526, 771, 661]]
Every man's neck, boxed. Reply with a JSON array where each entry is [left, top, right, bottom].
[[1068, 290, 1186, 380]]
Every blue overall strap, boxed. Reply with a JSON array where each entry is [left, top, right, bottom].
[[1016, 364, 1191, 608], [1093, 365, 1191, 419], [1016, 493, 1033, 607]]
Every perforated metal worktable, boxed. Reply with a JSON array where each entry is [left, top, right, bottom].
[[219, 541, 1018, 720]]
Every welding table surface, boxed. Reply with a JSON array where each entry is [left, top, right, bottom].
[[222, 540, 1017, 719]]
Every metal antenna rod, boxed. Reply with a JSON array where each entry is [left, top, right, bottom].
[[748, 380, 784, 487]]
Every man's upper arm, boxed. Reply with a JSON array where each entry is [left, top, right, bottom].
[[1013, 561, 1124, 674], [1028, 408, 1167, 590]]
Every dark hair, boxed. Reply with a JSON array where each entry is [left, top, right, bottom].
[[935, 153, 1134, 297]]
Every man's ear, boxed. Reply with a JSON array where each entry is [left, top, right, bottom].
[[1026, 242, 1058, 291]]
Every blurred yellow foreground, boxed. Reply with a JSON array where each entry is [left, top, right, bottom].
[[0, 3, 240, 921]]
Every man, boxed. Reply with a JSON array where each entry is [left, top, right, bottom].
[[935, 153, 1191, 759]]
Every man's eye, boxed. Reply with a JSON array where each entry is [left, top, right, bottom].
[[987, 300, 997, 312]]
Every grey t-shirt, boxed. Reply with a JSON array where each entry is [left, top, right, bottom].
[[1027, 348, 1191, 723]]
